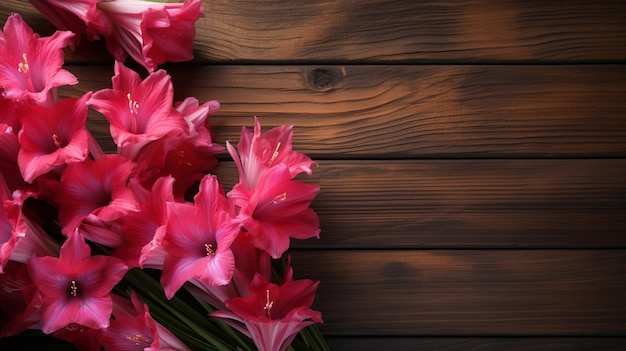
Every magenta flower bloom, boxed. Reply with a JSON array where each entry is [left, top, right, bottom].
[[227, 117, 316, 190], [98, 0, 203, 73], [30, 0, 203, 72], [17, 94, 91, 183], [111, 176, 173, 269], [0, 97, 26, 191], [229, 165, 320, 259], [212, 273, 322, 351], [134, 97, 222, 198], [160, 175, 240, 299], [55, 154, 139, 237], [27, 229, 128, 334], [28, 0, 108, 46], [1, 174, 56, 272], [89, 61, 187, 159], [0, 261, 41, 338], [0, 13, 77, 105], [100, 291, 191, 351]]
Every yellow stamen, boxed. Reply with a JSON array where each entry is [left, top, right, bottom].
[[205, 243, 215, 255], [69, 280, 78, 297], [52, 133, 62, 148], [17, 53, 29, 73], [125, 334, 151, 346], [263, 289, 274, 319], [127, 93, 140, 114], [272, 192, 287, 203], [268, 141, 281, 166]]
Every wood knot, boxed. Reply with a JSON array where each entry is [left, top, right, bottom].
[[306, 67, 344, 91]]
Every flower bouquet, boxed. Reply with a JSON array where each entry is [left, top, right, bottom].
[[0, 1, 329, 350]]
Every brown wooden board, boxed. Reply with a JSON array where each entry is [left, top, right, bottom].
[[211, 159, 626, 249], [324, 337, 626, 351], [2, 1, 626, 63], [290, 250, 626, 335], [59, 64, 626, 159]]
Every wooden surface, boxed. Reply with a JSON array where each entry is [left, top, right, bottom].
[[1, 1, 625, 350]]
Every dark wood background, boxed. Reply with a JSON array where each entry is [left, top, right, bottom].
[[1, 1, 625, 350]]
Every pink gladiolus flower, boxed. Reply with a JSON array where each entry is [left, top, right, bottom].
[[89, 61, 187, 159], [30, 0, 203, 72], [27, 229, 128, 334], [186, 234, 272, 312], [0, 261, 41, 337], [55, 154, 139, 237], [229, 165, 320, 259], [111, 176, 173, 269], [0, 13, 77, 105], [97, 0, 203, 73], [100, 292, 191, 351], [212, 273, 322, 351], [226, 117, 316, 190], [28, 0, 108, 47], [1, 174, 57, 272], [160, 175, 239, 299], [134, 97, 222, 198], [17, 94, 91, 183], [0, 98, 26, 191]]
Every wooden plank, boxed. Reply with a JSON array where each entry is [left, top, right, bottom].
[[290, 250, 626, 335], [60, 64, 626, 158], [324, 337, 626, 351], [3, 334, 625, 351], [209, 159, 626, 249], [2, 1, 626, 63]]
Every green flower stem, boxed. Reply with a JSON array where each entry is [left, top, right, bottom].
[[123, 268, 236, 351]]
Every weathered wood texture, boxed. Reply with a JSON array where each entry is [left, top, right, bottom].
[[61, 65, 626, 159], [1, 0, 625, 350], [209, 160, 626, 249], [290, 250, 626, 335], [2, 1, 626, 62]]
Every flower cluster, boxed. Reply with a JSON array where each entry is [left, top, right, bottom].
[[0, 6, 325, 351]]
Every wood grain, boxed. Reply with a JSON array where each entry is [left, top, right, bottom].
[[211, 159, 626, 249], [290, 250, 626, 335], [59, 64, 626, 159], [324, 337, 626, 351], [2, 1, 626, 63]]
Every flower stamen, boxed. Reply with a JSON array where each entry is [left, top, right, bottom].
[[69, 280, 78, 297], [268, 141, 281, 166], [263, 289, 274, 319], [205, 243, 215, 255], [125, 334, 151, 346], [272, 192, 287, 203], [127, 93, 140, 115], [17, 53, 29, 73], [52, 133, 62, 148]]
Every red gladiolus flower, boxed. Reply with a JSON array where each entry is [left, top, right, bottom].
[[1, 175, 56, 272], [27, 230, 128, 334], [212, 273, 322, 351], [160, 175, 239, 299], [226, 117, 316, 190], [111, 176, 173, 269], [17, 94, 91, 183], [134, 97, 222, 198], [55, 154, 139, 237], [30, 0, 203, 72], [0, 261, 41, 338], [0, 97, 26, 191], [0, 13, 77, 105], [100, 291, 191, 351], [28, 0, 107, 47], [89, 61, 187, 159], [97, 0, 203, 73], [229, 165, 320, 259]]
